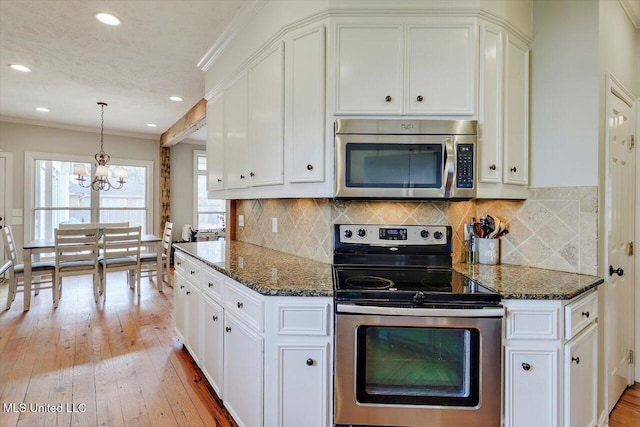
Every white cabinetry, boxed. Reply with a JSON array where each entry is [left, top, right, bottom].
[[335, 19, 477, 116], [206, 95, 224, 191], [201, 295, 224, 398], [503, 290, 599, 427], [223, 73, 249, 189], [477, 23, 529, 199]]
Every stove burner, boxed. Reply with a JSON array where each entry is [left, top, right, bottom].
[[345, 275, 395, 290]]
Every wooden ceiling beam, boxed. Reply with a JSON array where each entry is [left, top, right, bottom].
[[160, 98, 207, 147]]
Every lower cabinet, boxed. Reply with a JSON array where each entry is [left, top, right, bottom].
[[173, 250, 333, 427], [503, 290, 599, 427]]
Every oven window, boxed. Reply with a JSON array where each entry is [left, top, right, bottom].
[[356, 326, 480, 406], [345, 143, 442, 188]]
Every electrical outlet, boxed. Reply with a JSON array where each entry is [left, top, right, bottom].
[[272, 217, 278, 233], [271, 268, 278, 282], [238, 215, 244, 227]]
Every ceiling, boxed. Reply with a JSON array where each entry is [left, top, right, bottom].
[[0, 0, 244, 142]]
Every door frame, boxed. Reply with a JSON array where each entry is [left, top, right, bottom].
[[636, 97, 640, 383], [604, 73, 636, 412], [0, 152, 13, 266]]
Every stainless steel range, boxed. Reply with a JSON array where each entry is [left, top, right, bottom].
[[333, 224, 503, 427]]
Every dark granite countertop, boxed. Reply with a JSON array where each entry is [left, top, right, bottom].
[[173, 241, 603, 300], [173, 241, 333, 297], [454, 263, 604, 300]]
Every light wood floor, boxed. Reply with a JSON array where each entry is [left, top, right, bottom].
[[610, 382, 640, 427], [0, 272, 236, 427]]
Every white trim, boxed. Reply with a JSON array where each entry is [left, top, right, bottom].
[[598, 408, 609, 427], [23, 152, 154, 242], [636, 98, 640, 383], [619, 0, 640, 29], [193, 149, 204, 227], [0, 152, 13, 257]]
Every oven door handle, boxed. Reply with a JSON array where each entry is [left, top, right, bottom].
[[336, 303, 504, 318], [443, 136, 455, 198]]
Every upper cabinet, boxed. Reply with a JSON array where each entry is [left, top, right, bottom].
[[206, 95, 224, 191], [477, 23, 529, 199], [223, 73, 249, 190], [335, 19, 477, 116]]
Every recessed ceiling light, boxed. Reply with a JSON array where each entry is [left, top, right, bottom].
[[36, 107, 50, 112], [146, 123, 157, 128], [169, 96, 183, 102], [9, 64, 31, 72], [95, 12, 120, 26]]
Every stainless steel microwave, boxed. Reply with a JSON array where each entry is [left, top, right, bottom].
[[335, 119, 477, 199]]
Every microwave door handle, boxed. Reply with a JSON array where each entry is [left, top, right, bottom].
[[443, 136, 455, 197]]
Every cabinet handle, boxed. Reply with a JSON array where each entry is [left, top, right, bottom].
[[212, 315, 218, 322], [489, 164, 497, 171], [306, 164, 314, 171], [190, 270, 195, 275], [217, 178, 222, 183], [609, 265, 624, 277], [240, 174, 245, 179], [510, 166, 517, 173], [306, 358, 314, 366], [572, 357, 580, 364], [226, 326, 231, 333], [581, 311, 590, 318], [521, 362, 531, 371], [250, 172, 255, 177], [237, 301, 243, 309], [385, 95, 392, 102], [177, 261, 181, 266], [186, 291, 191, 295], [416, 95, 424, 102], [180, 285, 185, 289]]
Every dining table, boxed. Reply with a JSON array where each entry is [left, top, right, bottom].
[[21, 233, 163, 311]]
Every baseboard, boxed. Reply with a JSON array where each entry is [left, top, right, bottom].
[[598, 409, 608, 427]]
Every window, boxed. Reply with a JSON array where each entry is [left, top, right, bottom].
[[194, 150, 225, 231], [26, 152, 153, 242]]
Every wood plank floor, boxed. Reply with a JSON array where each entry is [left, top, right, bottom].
[[610, 382, 640, 427], [0, 272, 236, 427]]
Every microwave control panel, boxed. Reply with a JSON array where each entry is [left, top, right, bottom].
[[456, 144, 474, 188]]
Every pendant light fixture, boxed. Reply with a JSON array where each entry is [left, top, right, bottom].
[[74, 102, 127, 191]]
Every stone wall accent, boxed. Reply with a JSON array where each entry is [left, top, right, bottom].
[[160, 146, 171, 234]]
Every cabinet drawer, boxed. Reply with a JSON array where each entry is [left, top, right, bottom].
[[225, 280, 264, 332], [201, 267, 225, 305], [565, 291, 598, 340], [174, 251, 188, 275], [277, 303, 330, 337], [506, 306, 559, 340]]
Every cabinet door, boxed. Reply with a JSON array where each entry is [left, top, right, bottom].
[[278, 344, 329, 427], [335, 24, 403, 114], [223, 314, 264, 427], [201, 296, 224, 399], [248, 42, 284, 186], [184, 281, 201, 363], [206, 95, 224, 191], [503, 34, 529, 185], [564, 323, 598, 427], [224, 73, 249, 189], [505, 347, 558, 427], [406, 23, 477, 115], [287, 25, 326, 183], [174, 273, 187, 342], [478, 24, 503, 183]]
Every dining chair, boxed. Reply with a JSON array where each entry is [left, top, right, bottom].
[[54, 227, 101, 305], [140, 221, 173, 287], [2, 226, 57, 310], [100, 226, 142, 301]]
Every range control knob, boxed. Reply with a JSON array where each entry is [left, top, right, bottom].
[[344, 229, 353, 238], [434, 231, 443, 240], [420, 230, 430, 239], [357, 229, 367, 238], [413, 292, 425, 304]]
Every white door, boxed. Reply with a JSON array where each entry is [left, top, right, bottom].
[[206, 95, 225, 191], [223, 73, 249, 189], [605, 76, 636, 412], [0, 156, 6, 264]]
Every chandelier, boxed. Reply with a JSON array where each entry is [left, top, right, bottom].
[[73, 102, 127, 191]]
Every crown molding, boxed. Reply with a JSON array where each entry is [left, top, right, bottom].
[[619, 0, 640, 29], [197, 0, 267, 72], [0, 116, 160, 141]]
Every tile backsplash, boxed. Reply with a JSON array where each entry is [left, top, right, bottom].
[[235, 186, 598, 275]]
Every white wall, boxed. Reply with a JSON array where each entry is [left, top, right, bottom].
[[169, 141, 201, 242], [530, 0, 600, 187], [0, 120, 160, 251]]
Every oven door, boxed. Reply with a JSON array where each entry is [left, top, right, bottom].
[[334, 304, 503, 427]]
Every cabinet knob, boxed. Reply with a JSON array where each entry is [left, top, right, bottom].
[[212, 315, 218, 322], [177, 262, 182, 266], [571, 357, 580, 365], [489, 164, 497, 171], [180, 285, 185, 289], [217, 178, 222, 183], [609, 265, 624, 277], [190, 270, 195, 275], [306, 358, 314, 366], [416, 95, 424, 102], [581, 311, 590, 318], [237, 301, 243, 309], [521, 362, 531, 371], [306, 164, 313, 171], [226, 326, 231, 333], [250, 172, 255, 177], [240, 174, 245, 179], [186, 291, 191, 295], [510, 166, 517, 173], [385, 95, 392, 102], [208, 282, 214, 288]]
